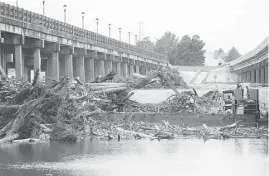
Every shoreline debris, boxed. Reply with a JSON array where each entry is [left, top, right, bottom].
[[0, 67, 267, 145]]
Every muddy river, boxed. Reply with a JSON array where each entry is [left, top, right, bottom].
[[0, 138, 267, 176]]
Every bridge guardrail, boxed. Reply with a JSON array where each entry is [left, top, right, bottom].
[[0, 2, 167, 64]]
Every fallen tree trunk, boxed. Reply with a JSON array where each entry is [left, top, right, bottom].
[[86, 83, 126, 87], [116, 127, 154, 139], [39, 124, 53, 134], [219, 120, 242, 131], [91, 71, 117, 83], [0, 133, 19, 145], [0, 105, 22, 112], [93, 87, 127, 94], [89, 85, 126, 91], [0, 119, 15, 136]]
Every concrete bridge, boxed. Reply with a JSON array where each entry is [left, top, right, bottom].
[[0, 2, 168, 82], [229, 37, 268, 85]]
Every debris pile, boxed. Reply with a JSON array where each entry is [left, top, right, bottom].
[[114, 67, 190, 89], [0, 65, 267, 145]]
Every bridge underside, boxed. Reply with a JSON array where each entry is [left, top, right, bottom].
[[230, 38, 268, 85], [0, 38, 160, 82]]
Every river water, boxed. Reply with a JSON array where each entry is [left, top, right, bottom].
[[0, 138, 267, 176]]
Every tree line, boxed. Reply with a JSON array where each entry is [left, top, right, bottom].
[[136, 31, 241, 66]]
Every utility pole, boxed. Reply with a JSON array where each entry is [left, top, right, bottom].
[[16, 0, 18, 7]]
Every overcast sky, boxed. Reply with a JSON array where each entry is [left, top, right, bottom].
[[4, 0, 269, 54]]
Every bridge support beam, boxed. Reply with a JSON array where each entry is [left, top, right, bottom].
[[247, 71, 251, 82], [251, 70, 255, 83], [96, 60, 105, 77], [117, 62, 121, 77], [15, 45, 23, 80], [34, 48, 41, 75], [123, 63, 128, 78], [136, 65, 140, 74], [105, 60, 113, 74], [85, 57, 94, 82], [65, 54, 73, 79], [59, 56, 65, 78], [265, 66, 268, 84], [129, 65, 134, 77], [260, 67, 265, 84], [51, 52, 59, 81], [243, 72, 247, 82], [76, 56, 85, 82], [255, 69, 260, 83]]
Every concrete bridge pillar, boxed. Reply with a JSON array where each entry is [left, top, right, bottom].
[[136, 65, 140, 74], [85, 57, 94, 82], [59, 56, 65, 78], [129, 65, 134, 77], [255, 69, 260, 83], [24, 67, 30, 82], [145, 66, 148, 76], [105, 60, 113, 74], [65, 54, 73, 79], [34, 48, 41, 74], [15, 45, 23, 80], [251, 70, 255, 83], [75, 56, 85, 82], [265, 66, 268, 84], [116, 62, 121, 77], [51, 52, 59, 81], [46, 58, 52, 78], [123, 63, 128, 78], [96, 59, 105, 77], [260, 67, 265, 84], [247, 71, 251, 82], [243, 72, 247, 82]]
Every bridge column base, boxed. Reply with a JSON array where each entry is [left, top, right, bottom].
[[85, 57, 94, 82], [255, 69, 260, 83], [251, 70, 255, 83], [135, 65, 140, 74], [105, 60, 112, 75], [129, 65, 134, 77], [76, 56, 85, 82], [116, 62, 121, 77], [15, 45, 23, 80], [265, 66, 268, 84], [123, 63, 128, 78], [260, 67, 265, 84], [96, 60, 105, 77], [34, 48, 41, 76], [65, 54, 73, 79], [59, 56, 65, 78], [51, 52, 59, 81], [247, 71, 251, 82]]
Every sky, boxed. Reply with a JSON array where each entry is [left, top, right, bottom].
[[3, 0, 269, 55]]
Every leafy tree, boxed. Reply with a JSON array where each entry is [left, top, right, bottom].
[[136, 37, 156, 51], [225, 47, 241, 62], [175, 35, 206, 66], [155, 32, 178, 64]]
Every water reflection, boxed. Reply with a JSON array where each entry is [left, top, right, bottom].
[[0, 138, 267, 176]]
